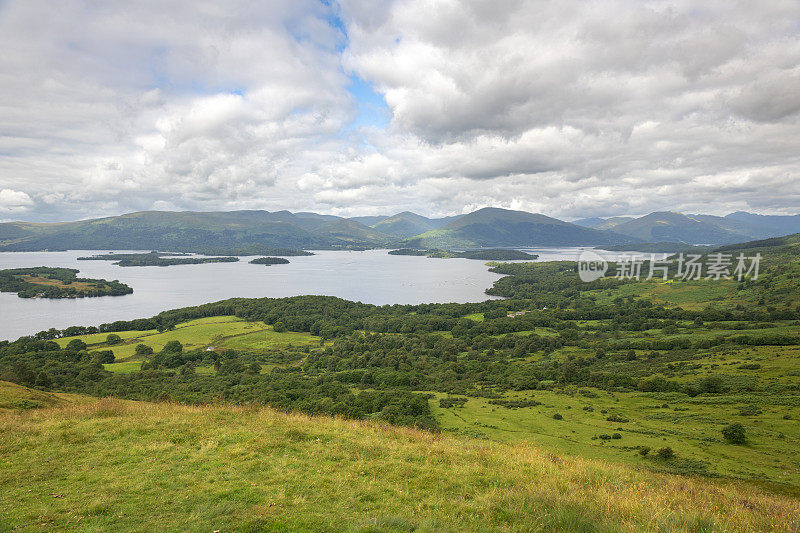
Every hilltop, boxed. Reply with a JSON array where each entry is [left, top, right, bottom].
[[1, 391, 798, 532], [401, 207, 636, 249]]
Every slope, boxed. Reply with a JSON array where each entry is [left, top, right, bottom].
[[1, 397, 797, 532], [404, 207, 638, 248], [611, 211, 749, 244]]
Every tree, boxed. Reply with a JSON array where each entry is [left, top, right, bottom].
[[92, 350, 115, 364], [66, 339, 87, 352], [162, 340, 183, 354], [135, 344, 154, 356], [722, 423, 747, 444], [105, 334, 122, 345], [657, 447, 674, 459]]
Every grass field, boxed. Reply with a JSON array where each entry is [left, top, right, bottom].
[[56, 316, 321, 363], [1, 391, 799, 532], [430, 386, 800, 489]]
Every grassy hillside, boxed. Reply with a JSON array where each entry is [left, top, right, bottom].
[[404, 207, 637, 248], [371, 211, 441, 238], [608, 212, 748, 244], [1, 395, 798, 532]]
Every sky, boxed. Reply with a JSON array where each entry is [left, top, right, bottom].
[[1, 0, 799, 222]]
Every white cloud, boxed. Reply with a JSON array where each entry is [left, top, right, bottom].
[[1, 0, 799, 221], [0, 189, 34, 213]]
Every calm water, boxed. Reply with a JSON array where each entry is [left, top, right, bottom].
[[0, 247, 608, 340]]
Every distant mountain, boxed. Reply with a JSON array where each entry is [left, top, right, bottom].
[[608, 212, 749, 244], [401, 207, 639, 248], [349, 215, 389, 226], [311, 219, 389, 245], [370, 211, 442, 239], [573, 216, 634, 231], [5, 207, 798, 252], [0, 210, 336, 252], [578, 211, 800, 244], [714, 212, 800, 240]]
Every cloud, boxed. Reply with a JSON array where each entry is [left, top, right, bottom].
[[1, 0, 799, 221], [0, 189, 34, 213]]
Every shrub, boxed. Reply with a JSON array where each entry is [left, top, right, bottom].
[[738, 405, 762, 417], [722, 423, 747, 444], [657, 447, 674, 459], [135, 344, 154, 356], [606, 414, 629, 423], [552, 413, 563, 420], [638, 446, 650, 457], [105, 334, 122, 345], [162, 340, 183, 354], [612, 433, 622, 439], [92, 350, 115, 364], [65, 339, 87, 352]]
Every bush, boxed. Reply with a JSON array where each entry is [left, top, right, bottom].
[[612, 433, 622, 439], [657, 447, 674, 459], [105, 334, 122, 345], [552, 413, 563, 420], [135, 344, 154, 356], [738, 405, 762, 417], [638, 446, 650, 457], [162, 340, 183, 354], [606, 414, 629, 423], [65, 339, 87, 352], [92, 350, 115, 364], [722, 423, 747, 444]]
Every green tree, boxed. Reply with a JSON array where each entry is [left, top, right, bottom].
[[162, 340, 183, 354], [66, 339, 87, 352], [135, 344, 154, 356], [106, 334, 122, 345], [722, 423, 747, 444], [657, 447, 674, 459]]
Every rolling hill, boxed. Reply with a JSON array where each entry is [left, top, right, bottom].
[[577, 211, 800, 245], [0, 207, 637, 252], [607, 211, 749, 244], [402, 207, 639, 248], [370, 211, 451, 239], [5, 207, 800, 252]]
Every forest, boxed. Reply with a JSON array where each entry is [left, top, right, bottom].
[[0, 267, 133, 298]]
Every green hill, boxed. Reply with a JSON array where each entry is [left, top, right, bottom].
[[403, 207, 638, 248], [610, 211, 748, 244], [371, 211, 441, 238], [312, 218, 390, 245], [1, 394, 797, 531]]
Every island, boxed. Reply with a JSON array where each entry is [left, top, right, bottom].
[[248, 257, 290, 266], [78, 252, 239, 267], [388, 248, 538, 260], [0, 267, 133, 299]]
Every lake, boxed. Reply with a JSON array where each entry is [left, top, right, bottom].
[[0, 247, 607, 340]]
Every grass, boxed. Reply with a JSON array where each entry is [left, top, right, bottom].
[[1, 394, 799, 532], [20, 275, 96, 292], [56, 316, 321, 364], [430, 386, 800, 488], [0, 381, 88, 412]]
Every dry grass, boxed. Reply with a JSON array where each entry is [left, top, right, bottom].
[[1, 398, 798, 531]]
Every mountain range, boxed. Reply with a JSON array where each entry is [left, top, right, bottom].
[[573, 211, 800, 245], [1, 207, 799, 252]]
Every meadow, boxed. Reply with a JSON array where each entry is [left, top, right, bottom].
[[1, 385, 799, 532]]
